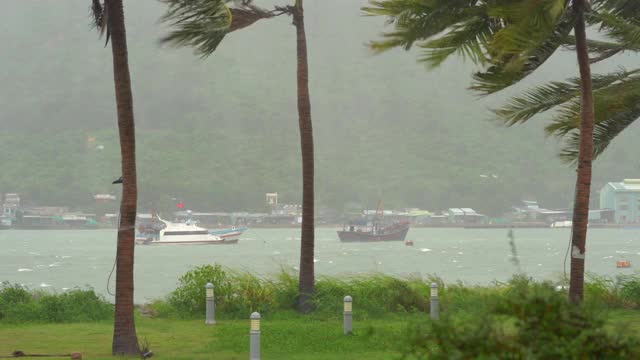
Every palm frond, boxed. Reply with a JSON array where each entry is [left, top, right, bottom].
[[471, 14, 575, 95], [495, 68, 640, 125], [559, 103, 640, 164], [542, 72, 640, 163], [562, 36, 626, 63], [364, 0, 495, 66], [591, 10, 640, 50], [159, 0, 232, 58], [228, 6, 274, 33], [593, 0, 640, 22], [419, 14, 497, 68], [90, 0, 110, 46], [488, 0, 567, 60]]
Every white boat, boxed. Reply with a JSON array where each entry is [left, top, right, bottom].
[[550, 220, 572, 228], [209, 226, 248, 241], [136, 217, 237, 245]]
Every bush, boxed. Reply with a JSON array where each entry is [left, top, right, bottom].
[[401, 276, 640, 359], [163, 265, 438, 319], [166, 264, 294, 318], [0, 282, 112, 323], [157, 266, 640, 320]]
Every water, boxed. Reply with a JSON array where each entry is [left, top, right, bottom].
[[1, 228, 638, 303]]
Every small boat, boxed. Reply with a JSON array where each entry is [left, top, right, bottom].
[[136, 217, 237, 245], [338, 201, 410, 242], [209, 226, 249, 241], [338, 221, 410, 242], [404, 240, 414, 246], [617, 260, 631, 268], [550, 220, 572, 228]]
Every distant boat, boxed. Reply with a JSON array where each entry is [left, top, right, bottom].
[[0, 216, 11, 230], [209, 226, 248, 241], [136, 217, 237, 245], [338, 221, 410, 242], [338, 200, 410, 242], [550, 220, 572, 228]]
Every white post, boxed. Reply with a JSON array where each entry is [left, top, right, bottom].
[[344, 295, 353, 335], [206, 283, 216, 325], [430, 283, 439, 320], [250, 312, 261, 360]]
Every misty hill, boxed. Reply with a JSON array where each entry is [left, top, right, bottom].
[[1, 0, 639, 215]]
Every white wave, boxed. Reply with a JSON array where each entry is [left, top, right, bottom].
[[17, 268, 33, 272], [603, 255, 614, 259], [28, 252, 41, 256], [313, 258, 319, 263], [272, 251, 281, 255], [40, 283, 52, 288], [62, 288, 70, 291], [420, 248, 432, 252], [48, 262, 62, 267], [328, 260, 334, 264], [457, 252, 464, 255], [61, 256, 72, 259], [616, 250, 632, 254]]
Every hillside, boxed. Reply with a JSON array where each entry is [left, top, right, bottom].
[[1, 0, 639, 215]]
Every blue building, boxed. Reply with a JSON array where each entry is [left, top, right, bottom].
[[600, 179, 640, 223]]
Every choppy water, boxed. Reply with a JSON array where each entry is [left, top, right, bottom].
[[1, 228, 638, 303]]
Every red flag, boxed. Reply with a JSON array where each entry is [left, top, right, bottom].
[[177, 201, 184, 209]]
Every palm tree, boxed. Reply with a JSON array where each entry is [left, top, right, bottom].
[[160, 0, 316, 311], [363, 0, 640, 161], [568, 0, 595, 303], [364, 0, 600, 302], [91, 0, 140, 354], [291, 0, 315, 313]]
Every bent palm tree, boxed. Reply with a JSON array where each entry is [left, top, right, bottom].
[[364, 0, 599, 302], [92, 0, 140, 354], [160, 0, 316, 311]]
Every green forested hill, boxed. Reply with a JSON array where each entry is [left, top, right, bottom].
[[0, 0, 639, 215]]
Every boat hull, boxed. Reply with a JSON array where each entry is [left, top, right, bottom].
[[136, 237, 238, 245], [337, 227, 409, 242], [209, 226, 248, 241]]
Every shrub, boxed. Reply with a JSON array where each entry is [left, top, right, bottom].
[[401, 276, 640, 359], [0, 282, 112, 323]]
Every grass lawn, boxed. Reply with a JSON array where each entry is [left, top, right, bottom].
[[2, 310, 640, 359], [0, 314, 413, 359]]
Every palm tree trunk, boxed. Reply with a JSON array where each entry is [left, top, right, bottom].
[[293, 0, 315, 313], [569, 0, 595, 304], [108, 0, 140, 354]]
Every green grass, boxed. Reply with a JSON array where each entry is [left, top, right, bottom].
[[0, 314, 411, 359], [2, 310, 640, 359]]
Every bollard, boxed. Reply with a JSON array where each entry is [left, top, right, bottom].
[[206, 282, 216, 325], [250, 312, 261, 360], [430, 283, 439, 320], [71, 353, 82, 360], [343, 295, 353, 335]]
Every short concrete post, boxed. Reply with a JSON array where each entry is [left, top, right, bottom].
[[430, 283, 439, 320], [250, 312, 261, 360], [343, 295, 353, 335], [206, 282, 216, 325]]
